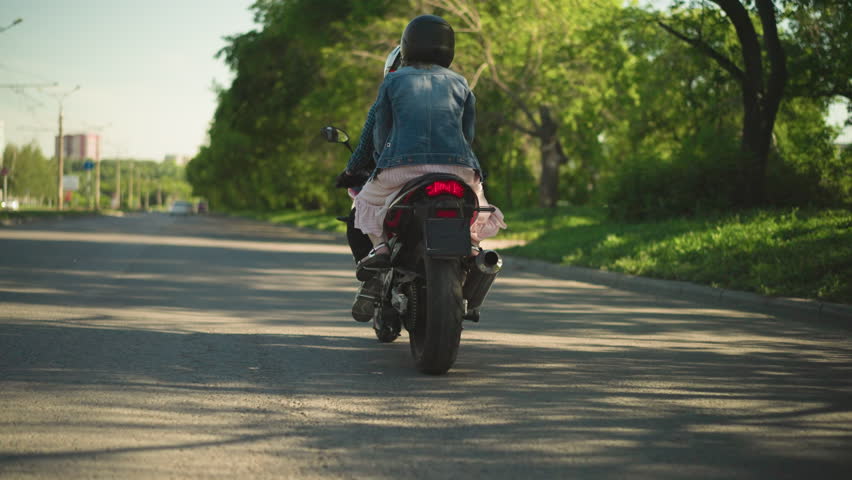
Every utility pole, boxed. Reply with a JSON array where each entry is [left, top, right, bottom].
[[95, 137, 102, 209], [128, 161, 134, 210], [58, 107, 64, 210], [95, 142, 101, 209], [53, 85, 80, 211], [87, 163, 93, 209], [1, 149, 5, 205]]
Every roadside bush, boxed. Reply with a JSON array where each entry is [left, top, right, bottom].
[[602, 116, 850, 221], [768, 97, 852, 208], [602, 128, 741, 220]]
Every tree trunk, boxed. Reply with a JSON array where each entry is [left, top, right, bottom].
[[662, 1, 788, 207], [713, 0, 787, 206], [537, 105, 567, 208], [739, 74, 767, 206]]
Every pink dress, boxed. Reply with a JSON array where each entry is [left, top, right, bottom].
[[353, 164, 506, 242]]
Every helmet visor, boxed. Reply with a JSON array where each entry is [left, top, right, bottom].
[[384, 45, 402, 77]]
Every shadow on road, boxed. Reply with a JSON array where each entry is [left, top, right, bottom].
[[2, 321, 851, 479]]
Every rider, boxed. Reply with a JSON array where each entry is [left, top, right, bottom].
[[336, 45, 403, 264], [351, 14, 506, 280], [338, 46, 403, 322]]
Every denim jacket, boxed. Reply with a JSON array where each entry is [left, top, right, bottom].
[[371, 65, 480, 175]]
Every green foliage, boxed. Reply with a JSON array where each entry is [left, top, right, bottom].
[[768, 97, 851, 207], [2, 142, 57, 205], [188, 0, 402, 213], [597, 2, 851, 219], [601, 107, 849, 220], [784, 0, 852, 102], [1, 142, 191, 210], [190, 0, 851, 217], [504, 207, 852, 303], [98, 158, 192, 210], [601, 128, 743, 219]]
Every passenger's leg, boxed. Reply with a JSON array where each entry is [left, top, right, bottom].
[[346, 208, 373, 261]]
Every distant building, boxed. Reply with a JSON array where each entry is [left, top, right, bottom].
[[164, 154, 190, 166], [55, 133, 100, 162]]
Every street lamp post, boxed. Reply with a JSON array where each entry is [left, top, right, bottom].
[[54, 85, 80, 211], [128, 161, 134, 210], [1, 151, 12, 205], [92, 123, 111, 211]]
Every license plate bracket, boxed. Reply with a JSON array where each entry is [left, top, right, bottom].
[[424, 218, 470, 257]]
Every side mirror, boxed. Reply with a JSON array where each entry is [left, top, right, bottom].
[[321, 126, 350, 144]]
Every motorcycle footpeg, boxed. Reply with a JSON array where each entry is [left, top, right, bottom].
[[356, 265, 391, 282], [463, 308, 480, 322]]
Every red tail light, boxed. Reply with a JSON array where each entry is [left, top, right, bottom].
[[426, 180, 465, 198], [435, 209, 459, 218]]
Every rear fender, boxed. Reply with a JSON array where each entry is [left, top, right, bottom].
[[383, 174, 479, 236]]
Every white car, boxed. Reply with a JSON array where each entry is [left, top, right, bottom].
[[169, 200, 194, 216]]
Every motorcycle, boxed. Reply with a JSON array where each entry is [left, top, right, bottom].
[[322, 126, 503, 374]]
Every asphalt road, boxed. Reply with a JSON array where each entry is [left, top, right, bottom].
[[1, 213, 850, 479]]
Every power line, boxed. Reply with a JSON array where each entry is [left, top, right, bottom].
[[0, 82, 59, 89]]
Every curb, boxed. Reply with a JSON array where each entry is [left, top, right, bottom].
[[0, 211, 117, 227], [505, 256, 852, 323], [1, 213, 90, 227]]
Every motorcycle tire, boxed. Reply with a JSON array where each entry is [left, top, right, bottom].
[[409, 258, 464, 374]]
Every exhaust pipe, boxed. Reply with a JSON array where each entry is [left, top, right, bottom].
[[463, 250, 502, 311]]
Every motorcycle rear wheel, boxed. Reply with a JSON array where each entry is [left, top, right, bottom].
[[409, 258, 464, 374]]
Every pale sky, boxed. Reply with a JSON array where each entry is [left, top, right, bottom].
[[1, 0, 257, 160]]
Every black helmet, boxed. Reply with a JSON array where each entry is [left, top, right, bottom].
[[400, 15, 454, 68]]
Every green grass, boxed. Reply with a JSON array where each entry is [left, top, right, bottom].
[[225, 206, 852, 304], [502, 207, 852, 304]]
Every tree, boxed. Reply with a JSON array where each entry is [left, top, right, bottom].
[[427, 0, 621, 207], [658, 0, 788, 206], [189, 0, 399, 211], [2, 143, 56, 205], [190, 0, 848, 216]]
